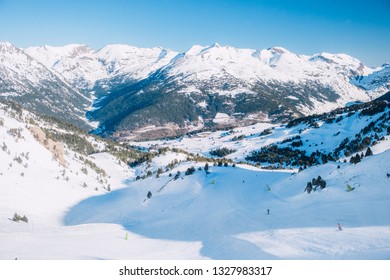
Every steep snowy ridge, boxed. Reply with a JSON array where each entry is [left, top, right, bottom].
[[0, 42, 91, 128], [25, 44, 178, 90], [24, 44, 94, 68], [351, 64, 390, 95]]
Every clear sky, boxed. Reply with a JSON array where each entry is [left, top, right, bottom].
[[0, 0, 389, 66]]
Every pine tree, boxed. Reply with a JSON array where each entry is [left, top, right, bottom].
[[350, 154, 361, 164], [365, 147, 373, 157], [305, 182, 313, 194], [174, 171, 181, 180]]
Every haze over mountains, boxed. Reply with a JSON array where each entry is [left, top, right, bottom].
[[1, 41, 389, 139]]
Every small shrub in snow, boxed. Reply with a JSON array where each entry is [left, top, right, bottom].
[[13, 156, 23, 164], [174, 171, 181, 180], [305, 176, 326, 193], [185, 167, 196, 176], [260, 128, 272, 136], [12, 213, 28, 223], [304, 182, 313, 194]]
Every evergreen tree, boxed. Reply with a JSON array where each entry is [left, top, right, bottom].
[[305, 182, 313, 194], [365, 147, 373, 157], [174, 171, 181, 180], [350, 154, 361, 164], [185, 166, 196, 175]]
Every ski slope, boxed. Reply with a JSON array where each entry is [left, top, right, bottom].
[[61, 152, 390, 259], [1, 102, 390, 260], [3, 149, 390, 260]]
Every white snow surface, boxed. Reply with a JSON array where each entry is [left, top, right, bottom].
[[1, 103, 390, 260]]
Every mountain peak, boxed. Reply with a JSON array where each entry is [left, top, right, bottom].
[[0, 41, 13, 47], [0, 41, 18, 52], [184, 45, 208, 56], [268, 47, 290, 54]]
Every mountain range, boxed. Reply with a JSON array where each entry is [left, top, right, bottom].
[[1, 41, 389, 139]]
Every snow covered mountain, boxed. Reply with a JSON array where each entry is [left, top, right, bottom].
[[84, 44, 388, 139], [2, 41, 390, 139], [24, 44, 178, 91], [0, 42, 91, 128], [351, 64, 390, 95]]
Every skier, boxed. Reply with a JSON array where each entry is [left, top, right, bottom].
[[338, 222, 342, 231], [267, 209, 270, 215], [147, 191, 152, 199]]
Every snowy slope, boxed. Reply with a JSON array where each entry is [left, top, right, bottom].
[[128, 101, 390, 167], [164, 44, 372, 90], [0, 102, 135, 247], [25, 44, 178, 90], [63, 150, 390, 259], [159, 44, 378, 114], [1, 99, 390, 260], [351, 64, 390, 96], [0, 42, 91, 128]]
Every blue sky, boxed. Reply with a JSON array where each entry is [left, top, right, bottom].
[[0, 0, 389, 66]]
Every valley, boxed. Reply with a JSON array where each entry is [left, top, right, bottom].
[[0, 41, 390, 260]]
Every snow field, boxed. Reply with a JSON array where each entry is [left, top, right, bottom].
[[1, 102, 390, 259]]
